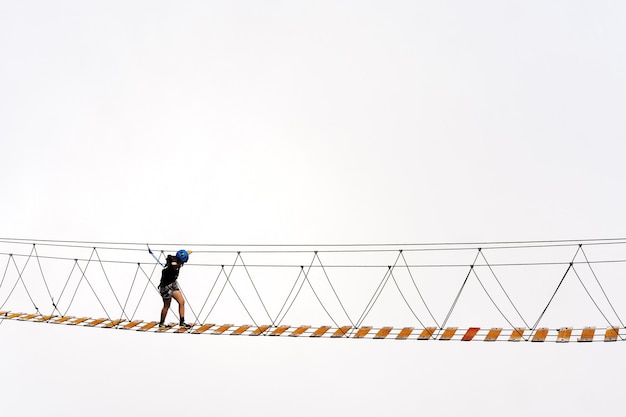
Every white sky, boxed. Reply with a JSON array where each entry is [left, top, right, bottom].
[[1, 1, 626, 416]]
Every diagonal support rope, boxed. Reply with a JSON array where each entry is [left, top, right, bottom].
[[273, 266, 307, 325], [32, 244, 61, 315], [399, 251, 440, 328], [0, 249, 40, 313], [530, 246, 581, 332], [471, 266, 524, 336], [580, 245, 626, 328], [239, 252, 275, 326], [438, 249, 481, 336], [388, 268, 427, 328], [63, 249, 112, 319], [196, 266, 226, 323], [478, 249, 530, 329], [93, 248, 129, 320], [202, 254, 259, 326], [314, 251, 355, 327], [51, 260, 79, 317]]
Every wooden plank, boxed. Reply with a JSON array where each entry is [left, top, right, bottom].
[[192, 324, 215, 334], [556, 327, 572, 343], [232, 325, 252, 335], [123, 320, 143, 329], [55, 316, 73, 324], [36, 315, 57, 322], [175, 325, 193, 333], [578, 327, 595, 342], [20, 313, 38, 320], [396, 327, 414, 340], [85, 318, 107, 327], [484, 328, 502, 342], [374, 327, 393, 339], [270, 325, 290, 336], [6, 313, 24, 319], [605, 327, 620, 342], [418, 327, 436, 340], [213, 324, 234, 335], [157, 324, 173, 332], [354, 326, 373, 338], [311, 326, 331, 337], [289, 326, 311, 337], [331, 326, 351, 338], [461, 327, 480, 341], [70, 317, 89, 325], [509, 328, 525, 342], [103, 319, 124, 328], [138, 321, 158, 331], [439, 327, 457, 341], [250, 325, 271, 336], [532, 328, 549, 342]]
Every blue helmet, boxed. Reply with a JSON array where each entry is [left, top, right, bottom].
[[176, 249, 190, 263]]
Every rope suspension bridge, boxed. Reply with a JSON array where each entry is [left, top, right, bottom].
[[2, 237, 626, 343]]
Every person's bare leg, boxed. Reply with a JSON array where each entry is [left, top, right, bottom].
[[172, 290, 185, 323], [160, 298, 172, 324]]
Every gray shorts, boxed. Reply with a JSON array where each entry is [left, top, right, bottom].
[[159, 281, 180, 299]]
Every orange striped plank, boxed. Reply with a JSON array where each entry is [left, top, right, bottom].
[[462, 327, 480, 341], [36, 315, 57, 322], [123, 320, 143, 329], [232, 325, 252, 335], [192, 323, 215, 334], [103, 319, 123, 328], [55, 316, 73, 324], [270, 325, 290, 336], [605, 327, 620, 342], [509, 328, 525, 342], [484, 328, 502, 341], [138, 321, 158, 331], [290, 326, 311, 337], [175, 325, 193, 333], [250, 325, 271, 336], [396, 327, 414, 340], [331, 326, 351, 338], [374, 327, 393, 339], [532, 328, 549, 342], [85, 318, 107, 327], [157, 324, 173, 332], [354, 326, 373, 338], [213, 324, 233, 335], [311, 326, 331, 338], [20, 313, 38, 320], [556, 327, 572, 343], [418, 327, 436, 340], [578, 327, 595, 342], [70, 317, 89, 325], [6, 313, 24, 319], [439, 327, 457, 341]]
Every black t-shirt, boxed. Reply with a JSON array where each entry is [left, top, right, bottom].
[[159, 255, 182, 287]]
